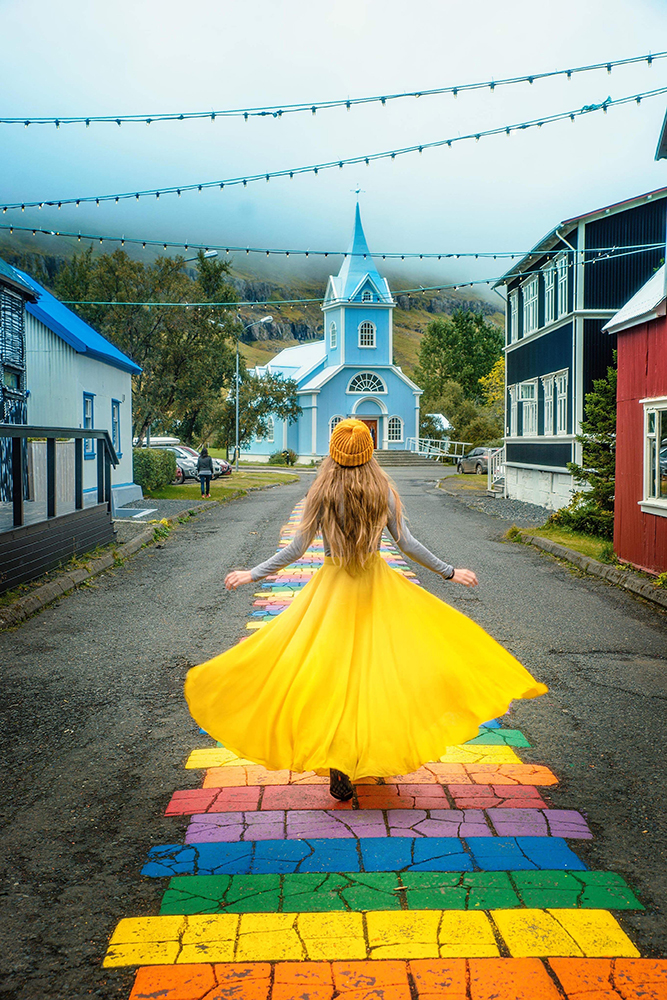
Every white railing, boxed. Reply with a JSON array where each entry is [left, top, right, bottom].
[[488, 445, 506, 495], [406, 437, 471, 462]]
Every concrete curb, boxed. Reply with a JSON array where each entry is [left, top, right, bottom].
[[0, 522, 159, 631], [521, 533, 667, 610]]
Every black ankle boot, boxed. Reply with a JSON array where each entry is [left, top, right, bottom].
[[329, 768, 354, 801]]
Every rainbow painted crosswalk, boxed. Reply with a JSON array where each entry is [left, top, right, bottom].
[[104, 505, 667, 998]]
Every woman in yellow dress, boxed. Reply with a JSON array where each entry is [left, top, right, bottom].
[[185, 419, 547, 801]]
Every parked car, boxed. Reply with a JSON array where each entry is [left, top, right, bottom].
[[152, 444, 231, 484], [457, 447, 492, 475]]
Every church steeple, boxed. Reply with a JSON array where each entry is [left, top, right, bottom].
[[327, 206, 393, 304]]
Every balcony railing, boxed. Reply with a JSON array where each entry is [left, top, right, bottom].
[[0, 424, 118, 530], [488, 445, 506, 496], [406, 437, 471, 462]]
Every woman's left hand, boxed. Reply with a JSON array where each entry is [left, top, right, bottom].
[[225, 570, 253, 590], [451, 568, 479, 587]]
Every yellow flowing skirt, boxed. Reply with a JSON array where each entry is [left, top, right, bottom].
[[185, 554, 547, 781]]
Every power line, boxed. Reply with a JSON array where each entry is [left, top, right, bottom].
[[56, 243, 659, 308], [3, 85, 666, 214], [1, 221, 664, 262], [2, 51, 663, 128]]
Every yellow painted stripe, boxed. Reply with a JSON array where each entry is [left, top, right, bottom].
[[102, 908, 640, 967], [185, 744, 522, 770]]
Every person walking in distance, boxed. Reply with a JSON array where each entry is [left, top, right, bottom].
[[185, 419, 547, 801], [197, 447, 213, 498]]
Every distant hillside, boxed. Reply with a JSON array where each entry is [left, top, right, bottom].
[[0, 234, 503, 378]]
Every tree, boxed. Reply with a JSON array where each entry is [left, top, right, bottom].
[[549, 355, 617, 539], [209, 371, 302, 456], [54, 249, 238, 442], [423, 380, 502, 449], [414, 309, 504, 401]]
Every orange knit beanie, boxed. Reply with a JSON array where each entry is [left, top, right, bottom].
[[329, 418, 374, 467]]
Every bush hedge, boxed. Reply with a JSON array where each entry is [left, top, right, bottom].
[[133, 448, 177, 491], [268, 449, 298, 466]]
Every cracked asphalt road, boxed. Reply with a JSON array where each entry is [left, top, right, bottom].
[[1, 469, 665, 999]]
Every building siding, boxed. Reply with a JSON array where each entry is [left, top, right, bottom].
[[614, 316, 667, 574], [506, 322, 573, 384], [506, 441, 572, 468], [583, 319, 617, 399], [584, 199, 666, 310]]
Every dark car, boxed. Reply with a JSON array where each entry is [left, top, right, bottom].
[[457, 447, 492, 475], [153, 444, 231, 483]]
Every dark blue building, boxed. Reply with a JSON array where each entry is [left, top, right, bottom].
[[495, 186, 667, 509]]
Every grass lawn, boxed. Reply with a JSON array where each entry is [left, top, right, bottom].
[[521, 525, 611, 561], [145, 470, 299, 501], [440, 473, 489, 491]]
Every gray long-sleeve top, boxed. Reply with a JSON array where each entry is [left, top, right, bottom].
[[250, 493, 455, 581]]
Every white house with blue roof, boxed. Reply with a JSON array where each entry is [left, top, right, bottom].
[[244, 207, 422, 461], [10, 265, 143, 511]]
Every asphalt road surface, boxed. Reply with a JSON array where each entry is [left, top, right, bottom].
[[1, 469, 666, 999]]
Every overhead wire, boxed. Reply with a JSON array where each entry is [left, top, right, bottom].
[[54, 242, 661, 308], [2, 51, 663, 128], [1, 222, 664, 262], [4, 85, 667, 213]]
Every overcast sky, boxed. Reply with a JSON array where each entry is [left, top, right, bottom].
[[3, 0, 667, 290]]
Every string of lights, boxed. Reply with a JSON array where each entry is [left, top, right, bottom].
[[56, 243, 660, 308], [4, 85, 667, 214], [1, 221, 664, 263], [2, 51, 663, 128]]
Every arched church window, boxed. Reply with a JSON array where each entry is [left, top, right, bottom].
[[358, 321, 376, 348], [329, 322, 337, 349], [347, 372, 386, 394], [361, 290, 373, 302], [265, 416, 274, 443], [329, 414, 344, 435], [388, 416, 403, 442]]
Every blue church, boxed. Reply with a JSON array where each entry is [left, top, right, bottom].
[[244, 207, 422, 461]]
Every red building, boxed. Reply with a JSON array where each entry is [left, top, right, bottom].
[[604, 266, 667, 574]]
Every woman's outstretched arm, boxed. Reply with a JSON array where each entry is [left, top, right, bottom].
[[386, 495, 478, 587], [225, 521, 317, 590]]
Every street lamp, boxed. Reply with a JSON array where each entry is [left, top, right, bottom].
[[183, 249, 218, 262], [234, 315, 273, 471]]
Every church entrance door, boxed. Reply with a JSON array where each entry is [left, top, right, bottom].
[[358, 418, 378, 449]]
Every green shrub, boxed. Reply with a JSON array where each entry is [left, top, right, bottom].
[[546, 501, 614, 540], [133, 448, 177, 491], [268, 449, 298, 466], [504, 525, 522, 541]]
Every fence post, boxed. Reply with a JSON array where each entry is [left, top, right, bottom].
[[12, 436, 24, 527], [75, 438, 83, 509], [104, 444, 111, 508], [97, 445, 105, 504], [46, 437, 56, 518]]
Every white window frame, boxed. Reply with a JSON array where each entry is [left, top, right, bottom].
[[358, 321, 376, 348], [522, 276, 539, 337], [541, 375, 555, 436], [329, 321, 337, 349], [329, 414, 344, 436], [556, 370, 568, 435], [361, 290, 373, 303], [519, 380, 538, 436], [83, 392, 95, 458], [111, 399, 121, 455], [556, 253, 568, 317], [508, 385, 518, 437], [642, 397, 667, 516], [388, 415, 403, 442], [509, 290, 519, 344], [347, 372, 386, 394], [265, 416, 274, 443], [543, 263, 556, 325]]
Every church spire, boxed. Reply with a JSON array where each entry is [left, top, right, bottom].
[[333, 205, 391, 303]]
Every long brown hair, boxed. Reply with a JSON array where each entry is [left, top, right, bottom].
[[300, 456, 402, 572]]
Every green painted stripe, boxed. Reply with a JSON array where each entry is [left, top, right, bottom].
[[158, 869, 642, 916]]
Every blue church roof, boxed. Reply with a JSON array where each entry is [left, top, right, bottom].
[[9, 264, 141, 375], [327, 205, 392, 303]]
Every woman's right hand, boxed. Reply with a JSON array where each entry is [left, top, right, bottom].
[[451, 568, 478, 587], [225, 570, 253, 590]]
